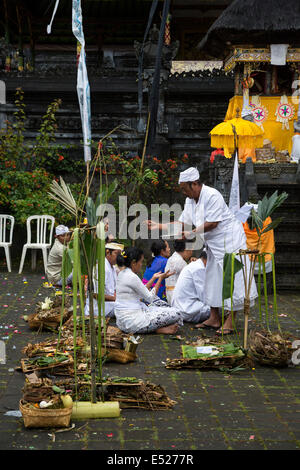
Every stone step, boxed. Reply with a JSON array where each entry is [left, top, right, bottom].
[[274, 227, 300, 243], [250, 183, 300, 289], [257, 186, 300, 204], [274, 266, 300, 290]]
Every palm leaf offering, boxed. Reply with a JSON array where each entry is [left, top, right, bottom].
[[182, 343, 244, 360], [165, 338, 249, 371], [165, 354, 251, 371], [27, 299, 73, 332], [106, 377, 141, 384], [27, 354, 70, 367]]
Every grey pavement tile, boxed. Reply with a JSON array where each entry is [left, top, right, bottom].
[[1, 270, 300, 450], [229, 440, 266, 450], [216, 412, 253, 429], [245, 412, 284, 428], [191, 439, 230, 450], [122, 441, 156, 450], [157, 439, 197, 450], [264, 440, 300, 450]]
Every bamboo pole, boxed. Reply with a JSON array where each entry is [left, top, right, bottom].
[[132, 111, 151, 246]]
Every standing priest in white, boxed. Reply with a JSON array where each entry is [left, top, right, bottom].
[[146, 167, 257, 335]]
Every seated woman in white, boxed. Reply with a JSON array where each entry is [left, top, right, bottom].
[[165, 239, 193, 304], [115, 247, 183, 335], [172, 251, 210, 324]]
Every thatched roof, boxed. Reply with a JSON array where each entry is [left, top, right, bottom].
[[198, 0, 300, 59]]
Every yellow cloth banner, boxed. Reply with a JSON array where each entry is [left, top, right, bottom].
[[243, 217, 275, 262], [225, 96, 299, 154]]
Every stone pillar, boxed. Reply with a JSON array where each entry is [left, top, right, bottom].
[[134, 24, 179, 157]]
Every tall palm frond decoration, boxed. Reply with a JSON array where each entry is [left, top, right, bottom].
[[48, 147, 118, 408], [241, 191, 288, 348], [48, 177, 81, 219]]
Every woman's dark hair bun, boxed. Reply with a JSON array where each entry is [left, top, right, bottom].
[[147, 240, 167, 267], [120, 247, 144, 268]]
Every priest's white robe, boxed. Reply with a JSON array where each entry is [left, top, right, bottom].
[[165, 251, 187, 304], [179, 184, 257, 311], [172, 259, 210, 323]]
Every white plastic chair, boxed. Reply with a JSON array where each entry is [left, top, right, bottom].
[[0, 215, 15, 272], [18, 215, 55, 274]]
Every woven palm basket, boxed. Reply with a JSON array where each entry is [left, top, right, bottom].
[[19, 399, 72, 428]]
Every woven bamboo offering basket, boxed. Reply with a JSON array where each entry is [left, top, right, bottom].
[[28, 307, 72, 331], [106, 348, 137, 364], [19, 399, 72, 428]]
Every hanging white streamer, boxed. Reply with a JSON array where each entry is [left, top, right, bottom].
[[47, 0, 60, 34], [72, 0, 92, 162], [229, 151, 240, 216]]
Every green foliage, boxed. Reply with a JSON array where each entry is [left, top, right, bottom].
[[252, 190, 288, 237], [181, 343, 244, 359], [92, 139, 190, 207], [0, 168, 81, 224], [0, 88, 81, 224]]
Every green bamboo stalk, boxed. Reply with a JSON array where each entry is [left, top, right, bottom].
[[230, 253, 238, 340], [258, 255, 262, 323], [56, 246, 67, 355], [221, 261, 226, 340], [271, 253, 281, 333], [262, 254, 270, 332], [77, 261, 87, 354], [96, 230, 106, 402], [72, 228, 80, 400]]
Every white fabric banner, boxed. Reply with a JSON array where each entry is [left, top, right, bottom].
[[72, 0, 92, 162], [271, 44, 289, 66], [229, 151, 240, 216]]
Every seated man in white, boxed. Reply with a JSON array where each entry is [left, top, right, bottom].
[[85, 242, 124, 318], [165, 239, 193, 304], [46, 225, 72, 286], [172, 250, 210, 324]]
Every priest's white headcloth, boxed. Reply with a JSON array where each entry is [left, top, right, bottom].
[[178, 167, 200, 184]]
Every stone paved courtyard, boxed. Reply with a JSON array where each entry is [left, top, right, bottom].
[[1, 263, 300, 451]]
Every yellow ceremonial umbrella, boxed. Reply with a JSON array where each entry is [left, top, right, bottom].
[[210, 113, 264, 159]]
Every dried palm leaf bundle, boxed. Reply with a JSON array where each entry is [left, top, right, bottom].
[[106, 380, 176, 410], [22, 337, 85, 358], [103, 326, 129, 349], [22, 340, 59, 358], [61, 316, 107, 337], [248, 329, 294, 367], [21, 353, 73, 374], [165, 342, 251, 370], [28, 305, 73, 331], [22, 378, 54, 403]]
